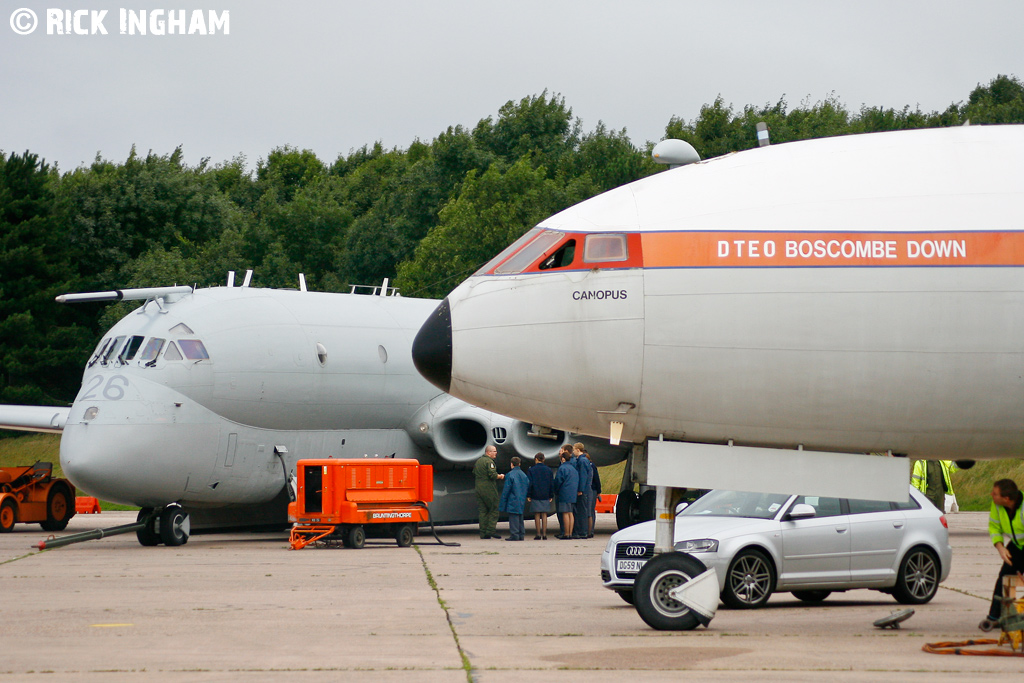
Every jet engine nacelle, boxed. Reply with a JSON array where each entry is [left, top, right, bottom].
[[406, 394, 569, 469]]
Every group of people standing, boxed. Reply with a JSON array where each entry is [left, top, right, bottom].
[[474, 442, 601, 541]]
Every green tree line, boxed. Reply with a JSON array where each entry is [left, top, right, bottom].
[[2, 75, 1023, 409]]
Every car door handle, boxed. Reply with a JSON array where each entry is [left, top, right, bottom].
[[835, 526, 848, 533], [892, 521, 904, 529]]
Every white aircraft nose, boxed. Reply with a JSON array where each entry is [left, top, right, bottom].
[[60, 422, 187, 507]]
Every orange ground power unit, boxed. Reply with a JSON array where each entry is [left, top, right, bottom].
[[288, 458, 433, 550]]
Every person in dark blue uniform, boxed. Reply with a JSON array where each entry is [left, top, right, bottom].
[[499, 456, 529, 541], [526, 452, 554, 539]]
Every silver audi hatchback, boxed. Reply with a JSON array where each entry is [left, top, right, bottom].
[[600, 486, 952, 608]]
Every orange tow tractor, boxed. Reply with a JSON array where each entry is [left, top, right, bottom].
[[289, 458, 432, 550], [0, 462, 76, 533]]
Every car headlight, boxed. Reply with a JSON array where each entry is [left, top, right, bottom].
[[674, 538, 718, 553]]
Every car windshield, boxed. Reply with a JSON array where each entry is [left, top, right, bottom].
[[679, 489, 792, 520]]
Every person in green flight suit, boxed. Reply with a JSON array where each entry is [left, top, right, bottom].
[[474, 445, 504, 539]]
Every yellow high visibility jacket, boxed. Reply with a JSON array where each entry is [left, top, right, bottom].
[[911, 460, 956, 495], [989, 494, 1024, 549]]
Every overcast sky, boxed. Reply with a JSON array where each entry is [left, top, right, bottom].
[[2, 1, 1022, 172]]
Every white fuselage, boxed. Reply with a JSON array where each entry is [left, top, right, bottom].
[[420, 126, 1024, 460]]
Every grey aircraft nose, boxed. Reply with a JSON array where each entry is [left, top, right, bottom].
[[412, 297, 452, 393]]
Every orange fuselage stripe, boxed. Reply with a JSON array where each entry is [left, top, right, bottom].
[[641, 231, 1024, 268]]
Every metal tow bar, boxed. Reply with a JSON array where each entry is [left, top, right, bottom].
[[34, 522, 146, 550]]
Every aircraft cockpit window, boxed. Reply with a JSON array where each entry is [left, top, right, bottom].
[[170, 323, 195, 335], [494, 230, 564, 275], [583, 233, 628, 263], [139, 338, 166, 364], [476, 227, 543, 275], [101, 336, 126, 365], [119, 335, 145, 362], [88, 338, 111, 366], [163, 342, 183, 361], [538, 239, 576, 270], [178, 339, 210, 360]]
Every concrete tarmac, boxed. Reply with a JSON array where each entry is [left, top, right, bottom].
[[1, 510, 1021, 681]]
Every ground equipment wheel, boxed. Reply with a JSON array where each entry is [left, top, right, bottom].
[[136, 508, 161, 546], [159, 505, 190, 546], [40, 482, 74, 531], [634, 552, 707, 630], [722, 548, 775, 609], [792, 590, 832, 603], [347, 525, 365, 549], [616, 589, 635, 605], [396, 524, 415, 547], [893, 546, 940, 604], [0, 498, 17, 532], [615, 490, 639, 530]]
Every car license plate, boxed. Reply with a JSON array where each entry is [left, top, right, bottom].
[[616, 559, 646, 573]]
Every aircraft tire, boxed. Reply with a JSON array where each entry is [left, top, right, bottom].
[[159, 505, 190, 546], [634, 552, 706, 631], [615, 491, 639, 530], [136, 508, 161, 546], [396, 524, 415, 548], [0, 498, 17, 532], [40, 482, 74, 531], [638, 490, 656, 523], [348, 525, 365, 549]]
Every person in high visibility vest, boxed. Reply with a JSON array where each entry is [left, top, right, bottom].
[[978, 478, 1024, 631], [911, 460, 956, 511]]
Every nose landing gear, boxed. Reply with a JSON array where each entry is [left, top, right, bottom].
[[136, 504, 190, 546]]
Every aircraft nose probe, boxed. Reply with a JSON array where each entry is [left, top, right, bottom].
[[412, 297, 453, 393]]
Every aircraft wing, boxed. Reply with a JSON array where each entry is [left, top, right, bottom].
[[0, 405, 69, 433]]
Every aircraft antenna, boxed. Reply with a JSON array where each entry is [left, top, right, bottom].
[[242, 270, 253, 287], [651, 139, 700, 169], [227, 271, 235, 287], [757, 122, 771, 147], [299, 274, 307, 292]]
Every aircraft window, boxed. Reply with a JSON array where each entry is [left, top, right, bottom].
[[476, 227, 543, 275], [316, 342, 328, 366], [584, 233, 628, 263], [179, 339, 210, 360], [791, 495, 843, 518], [494, 230, 564, 275], [119, 335, 145, 362], [102, 336, 126, 364], [163, 342, 183, 361], [170, 323, 195, 335], [138, 338, 165, 362], [539, 239, 576, 270], [88, 338, 111, 366]]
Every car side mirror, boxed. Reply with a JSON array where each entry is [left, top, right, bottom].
[[785, 503, 817, 520]]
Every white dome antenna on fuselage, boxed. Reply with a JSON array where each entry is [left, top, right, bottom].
[[651, 139, 700, 169]]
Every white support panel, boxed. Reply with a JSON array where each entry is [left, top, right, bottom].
[[647, 440, 910, 502]]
